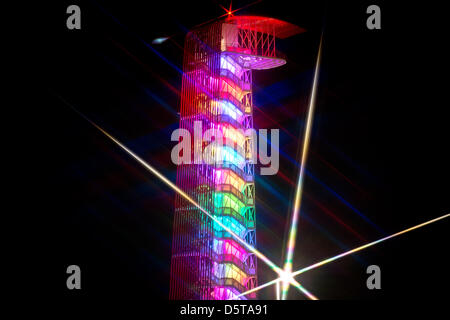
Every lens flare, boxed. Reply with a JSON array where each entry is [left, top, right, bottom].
[[281, 33, 323, 299], [237, 213, 450, 298]]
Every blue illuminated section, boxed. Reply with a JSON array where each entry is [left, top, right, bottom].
[[213, 215, 247, 238], [217, 145, 245, 168], [216, 99, 243, 121]]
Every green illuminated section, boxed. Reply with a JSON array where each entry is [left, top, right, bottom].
[[214, 192, 246, 217]]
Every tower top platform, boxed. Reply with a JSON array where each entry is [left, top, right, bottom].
[[219, 16, 304, 70]]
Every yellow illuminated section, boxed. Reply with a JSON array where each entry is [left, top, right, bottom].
[[214, 261, 248, 286], [221, 77, 244, 101], [220, 124, 246, 152]]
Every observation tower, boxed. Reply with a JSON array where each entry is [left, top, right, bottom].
[[170, 16, 304, 300]]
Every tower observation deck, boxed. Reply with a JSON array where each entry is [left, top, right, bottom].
[[169, 16, 304, 300]]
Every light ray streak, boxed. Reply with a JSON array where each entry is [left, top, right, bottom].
[[281, 34, 323, 300], [291, 213, 450, 277], [61, 101, 318, 300], [237, 213, 450, 299], [275, 280, 280, 300], [290, 279, 318, 300], [80, 113, 278, 270]]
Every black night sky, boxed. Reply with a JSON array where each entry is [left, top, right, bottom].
[[34, 0, 449, 303]]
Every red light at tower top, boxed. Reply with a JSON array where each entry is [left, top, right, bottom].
[[220, 2, 234, 17], [169, 15, 304, 300]]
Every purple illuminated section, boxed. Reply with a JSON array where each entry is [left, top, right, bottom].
[[223, 52, 286, 70]]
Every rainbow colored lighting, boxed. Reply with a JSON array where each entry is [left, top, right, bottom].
[[169, 16, 305, 300]]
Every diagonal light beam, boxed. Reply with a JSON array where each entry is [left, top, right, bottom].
[[281, 33, 323, 300], [291, 213, 450, 277], [237, 213, 450, 298], [74, 108, 278, 270], [60, 99, 318, 300]]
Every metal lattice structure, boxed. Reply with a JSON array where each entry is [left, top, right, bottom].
[[169, 16, 304, 300]]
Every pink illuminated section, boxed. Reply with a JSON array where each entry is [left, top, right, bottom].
[[213, 287, 245, 300], [226, 46, 252, 55], [213, 238, 247, 261]]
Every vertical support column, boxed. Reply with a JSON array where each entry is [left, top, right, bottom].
[[242, 69, 257, 298]]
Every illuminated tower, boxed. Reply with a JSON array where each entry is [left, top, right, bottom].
[[170, 16, 303, 300]]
